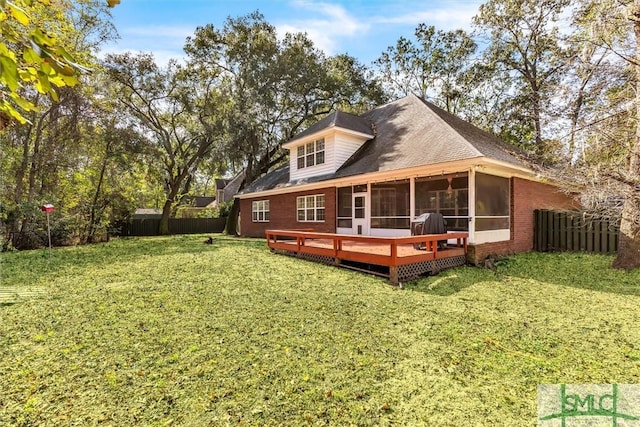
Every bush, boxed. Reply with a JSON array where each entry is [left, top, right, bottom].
[[218, 201, 232, 218]]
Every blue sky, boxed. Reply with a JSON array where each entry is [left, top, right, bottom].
[[104, 0, 485, 65]]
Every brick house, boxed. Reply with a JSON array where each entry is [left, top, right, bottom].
[[236, 95, 575, 264]]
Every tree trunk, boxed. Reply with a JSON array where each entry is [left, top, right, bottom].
[[612, 196, 640, 269], [532, 86, 544, 156], [224, 198, 241, 236], [159, 199, 172, 235], [613, 1, 640, 270], [87, 149, 109, 243]]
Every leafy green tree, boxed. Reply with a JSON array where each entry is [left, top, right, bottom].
[[473, 0, 571, 154], [104, 53, 223, 235], [0, 0, 92, 126], [565, 0, 640, 269], [374, 24, 477, 113], [184, 12, 386, 235], [1, 0, 119, 249]]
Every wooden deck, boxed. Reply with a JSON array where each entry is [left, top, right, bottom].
[[265, 229, 468, 285]]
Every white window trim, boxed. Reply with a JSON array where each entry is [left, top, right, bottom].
[[297, 194, 325, 222], [251, 200, 270, 223], [473, 172, 511, 243], [296, 138, 325, 170]]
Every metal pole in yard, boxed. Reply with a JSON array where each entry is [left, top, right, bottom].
[[41, 204, 54, 263], [46, 211, 52, 261]]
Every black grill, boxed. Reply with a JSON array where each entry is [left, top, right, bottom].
[[411, 213, 447, 250]]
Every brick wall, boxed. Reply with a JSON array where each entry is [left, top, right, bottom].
[[240, 187, 337, 238], [469, 178, 577, 263]]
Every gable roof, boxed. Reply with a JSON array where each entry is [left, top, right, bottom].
[[241, 94, 532, 195], [221, 170, 245, 202], [194, 196, 216, 207], [285, 111, 374, 145], [215, 178, 231, 190]]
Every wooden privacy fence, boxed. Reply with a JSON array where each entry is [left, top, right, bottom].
[[534, 209, 619, 254], [122, 218, 226, 236]]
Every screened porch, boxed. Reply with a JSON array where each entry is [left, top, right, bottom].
[[334, 170, 511, 245]]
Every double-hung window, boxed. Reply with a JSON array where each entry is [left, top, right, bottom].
[[252, 200, 270, 222], [297, 194, 325, 222], [296, 138, 325, 169]]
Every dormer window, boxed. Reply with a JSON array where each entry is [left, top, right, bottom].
[[297, 138, 325, 169]]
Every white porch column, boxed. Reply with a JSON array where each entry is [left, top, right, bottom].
[[409, 177, 415, 219], [468, 167, 476, 244]]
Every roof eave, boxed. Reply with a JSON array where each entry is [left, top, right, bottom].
[[236, 157, 549, 200], [282, 126, 374, 149], [236, 158, 481, 199]]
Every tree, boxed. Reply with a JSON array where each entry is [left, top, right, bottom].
[[1, 0, 118, 249], [104, 53, 222, 235], [0, 0, 91, 126], [374, 24, 477, 113], [473, 0, 571, 155], [184, 12, 386, 235], [566, 0, 640, 269]]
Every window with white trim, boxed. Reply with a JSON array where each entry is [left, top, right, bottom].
[[297, 194, 325, 222], [251, 200, 270, 222], [296, 138, 325, 169], [337, 187, 352, 228], [475, 173, 510, 231]]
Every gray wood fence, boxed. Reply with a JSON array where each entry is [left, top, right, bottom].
[[534, 209, 619, 254]]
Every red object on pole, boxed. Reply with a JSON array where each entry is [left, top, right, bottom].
[[41, 204, 55, 213]]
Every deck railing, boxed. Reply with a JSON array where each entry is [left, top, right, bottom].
[[265, 229, 468, 284]]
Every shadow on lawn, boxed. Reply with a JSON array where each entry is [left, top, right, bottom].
[[403, 266, 494, 296], [493, 252, 640, 297], [403, 251, 640, 297], [2, 235, 268, 286]]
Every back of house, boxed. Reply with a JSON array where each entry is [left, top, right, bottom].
[[236, 94, 575, 263]]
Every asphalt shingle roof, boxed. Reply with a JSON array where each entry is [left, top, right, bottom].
[[241, 94, 531, 195], [287, 111, 374, 144]]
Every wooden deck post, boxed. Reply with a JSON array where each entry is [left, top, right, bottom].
[[264, 229, 468, 285], [389, 266, 399, 286], [390, 241, 398, 264]]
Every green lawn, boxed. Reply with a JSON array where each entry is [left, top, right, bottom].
[[1, 235, 639, 426]]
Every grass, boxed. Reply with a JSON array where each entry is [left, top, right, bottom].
[[1, 234, 639, 426]]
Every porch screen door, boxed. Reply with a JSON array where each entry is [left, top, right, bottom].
[[353, 193, 368, 235]]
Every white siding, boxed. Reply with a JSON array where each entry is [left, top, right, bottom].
[[289, 134, 336, 181], [333, 132, 368, 169], [288, 131, 370, 182]]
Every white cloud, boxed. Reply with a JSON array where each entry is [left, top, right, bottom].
[[103, 25, 194, 66], [274, 0, 483, 58], [372, 7, 480, 31], [275, 1, 369, 54]]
